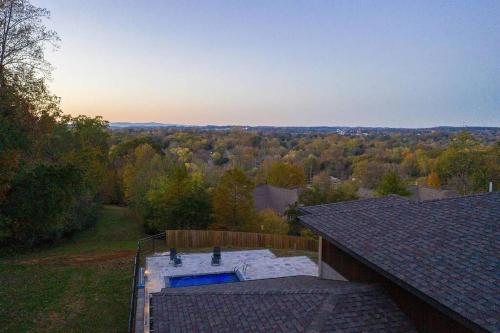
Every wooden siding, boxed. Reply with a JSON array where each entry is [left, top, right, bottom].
[[321, 239, 475, 333], [166, 230, 318, 252]]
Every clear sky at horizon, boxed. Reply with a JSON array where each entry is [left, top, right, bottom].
[[34, 0, 500, 127]]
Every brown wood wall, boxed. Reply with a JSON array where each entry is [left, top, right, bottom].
[[321, 239, 475, 333], [166, 230, 318, 252]]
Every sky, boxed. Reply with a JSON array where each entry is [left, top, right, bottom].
[[33, 0, 500, 127]]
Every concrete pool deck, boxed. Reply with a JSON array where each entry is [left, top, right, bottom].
[[145, 249, 318, 294]]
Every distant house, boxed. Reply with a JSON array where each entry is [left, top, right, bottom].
[[357, 185, 460, 201], [299, 192, 500, 332], [253, 184, 299, 215], [357, 187, 375, 199], [407, 185, 459, 201]]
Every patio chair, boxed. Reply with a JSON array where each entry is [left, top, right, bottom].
[[211, 246, 221, 266], [169, 248, 183, 267], [173, 256, 182, 267], [169, 248, 178, 264]]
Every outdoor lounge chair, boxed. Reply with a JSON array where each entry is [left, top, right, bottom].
[[211, 246, 221, 266], [169, 248, 177, 264], [173, 256, 182, 267], [170, 248, 182, 266]]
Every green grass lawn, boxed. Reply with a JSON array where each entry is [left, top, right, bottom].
[[0, 207, 317, 332], [0, 206, 144, 333]]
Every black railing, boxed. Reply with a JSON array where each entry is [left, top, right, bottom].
[[139, 231, 168, 254], [127, 245, 140, 333], [127, 232, 167, 333]]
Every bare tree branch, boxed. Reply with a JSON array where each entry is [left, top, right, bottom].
[[0, 0, 59, 89]]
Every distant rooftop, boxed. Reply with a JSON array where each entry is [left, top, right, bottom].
[[151, 276, 416, 332], [300, 194, 410, 215], [299, 192, 500, 332], [253, 184, 299, 215], [407, 185, 459, 202]]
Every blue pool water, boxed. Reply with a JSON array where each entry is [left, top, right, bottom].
[[168, 272, 240, 288]]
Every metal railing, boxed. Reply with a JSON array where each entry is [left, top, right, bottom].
[[127, 246, 140, 333], [127, 232, 167, 333], [138, 231, 168, 254], [233, 260, 248, 276]]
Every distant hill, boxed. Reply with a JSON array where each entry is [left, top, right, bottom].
[[109, 122, 499, 135], [109, 122, 180, 128]]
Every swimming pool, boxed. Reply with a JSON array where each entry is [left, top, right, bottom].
[[167, 272, 241, 288]]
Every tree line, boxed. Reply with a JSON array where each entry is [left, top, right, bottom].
[[0, 0, 108, 248], [110, 143, 290, 235], [103, 127, 498, 237]]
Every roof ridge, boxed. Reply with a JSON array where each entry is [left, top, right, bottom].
[[415, 190, 497, 205], [157, 284, 381, 296], [305, 293, 340, 333], [302, 194, 407, 209], [303, 196, 413, 216], [161, 289, 333, 296], [151, 281, 417, 332]]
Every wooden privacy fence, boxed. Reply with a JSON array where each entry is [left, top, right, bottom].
[[166, 230, 318, 252]]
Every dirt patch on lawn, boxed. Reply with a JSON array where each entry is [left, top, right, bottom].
[[13, 250, 136, 266]]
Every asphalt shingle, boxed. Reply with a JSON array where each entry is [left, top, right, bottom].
[[299, 192, 500, 332], [150, 276, 416, 333]]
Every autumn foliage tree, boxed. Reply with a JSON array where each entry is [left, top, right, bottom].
[[252, 209, 289, 234], [122, 144, 168, 212], [0, 86, 109, 247], [0, 1, 109, 248], [352, 159, 389, 189], [258, 161, 306, 188], [427, 171, 441, 188], [300, 180, 358, 206], [212, 168, 255, 230], [376, 171, 410, 197], [145, 166, 212, 233]]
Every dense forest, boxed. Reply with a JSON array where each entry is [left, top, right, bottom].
[[0, 0, 108, 248], [103, 126, 499, 236], [0, 0, 498, 250]]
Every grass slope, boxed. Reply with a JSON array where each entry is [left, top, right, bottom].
[[0, 206, 144, 333]]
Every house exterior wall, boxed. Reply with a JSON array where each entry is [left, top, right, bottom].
[[321, 239, 476, 333], [320, 261, 347, 281]]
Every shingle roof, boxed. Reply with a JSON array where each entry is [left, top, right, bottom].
[[299, 192, 500, 332], [253, 184, 299, 214], [150, 276, 416, 333]]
